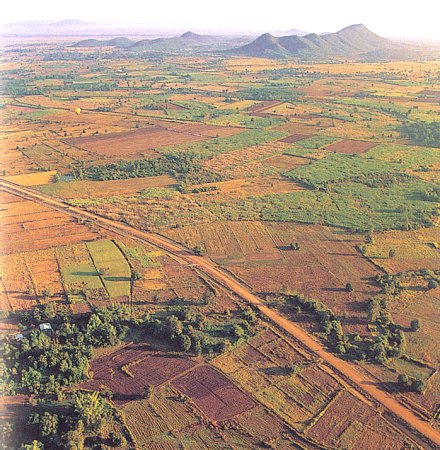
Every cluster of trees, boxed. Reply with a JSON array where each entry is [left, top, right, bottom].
[[21, 391, 127, 449], [144, 302, 258, 355], [397, 374, 427, 394], [285, 292, 406, 364], [401, 120, 440, 148], [236, 86, 299, 102], [72, 152, 223, 186], [376, 269, 440, 295], [0, 305, 131, 396]]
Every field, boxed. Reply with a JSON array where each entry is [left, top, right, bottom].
[[171, 365, 257, 421], [35, 175, 177, 199], [165, 221, 382, 334], [80, 343, 197, 405], [0, 191, 101, 255], [364, 227, 440, 273], [213, 328, 413, 448], [66, 122, 243, 157]]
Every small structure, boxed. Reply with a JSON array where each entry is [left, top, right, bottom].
[[38, 323, 53, 336], [14, 333, 24, 342]]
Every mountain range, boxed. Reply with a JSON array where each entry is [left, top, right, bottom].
[[72, 31, 250, 52], [227, 24, 399, 58], [70, 25, 424, 60]]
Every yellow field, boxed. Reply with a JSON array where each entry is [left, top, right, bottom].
[[4, 170, 57, 186], [365, 227, 440, 273]]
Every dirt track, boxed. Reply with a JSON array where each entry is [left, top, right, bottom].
[[1, 179, 439, 448]]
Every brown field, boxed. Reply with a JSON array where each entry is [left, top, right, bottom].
[[166, 222, 382, 334], [246, 100, 284, 113], [324, 139, 378, 154], [202, 141, 295, 178], [171, 365, 257, 421], [213, 328, 408, 447], [279, 133, 310, 144], [80, 343, 197, 405], [306, 391, 408, 449], [66, 122, 242, 157], [191, 176, 305, 199], [263, 154, 310, 170], [0, 192, 100, 255]]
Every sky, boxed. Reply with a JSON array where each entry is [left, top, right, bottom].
[[2, 0, 440, 40]]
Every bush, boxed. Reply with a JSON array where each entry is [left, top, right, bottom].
[[411, 378, 427, 394], [410, 318, 421, 331], [428, 279, 439, 290]]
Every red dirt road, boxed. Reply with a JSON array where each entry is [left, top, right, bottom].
[[1, 179, 439, 448]]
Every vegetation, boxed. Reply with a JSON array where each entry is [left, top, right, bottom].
[[401, 121, 440, 148]]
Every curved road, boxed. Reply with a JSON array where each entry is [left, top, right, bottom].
[[1, 179, 439, 448]]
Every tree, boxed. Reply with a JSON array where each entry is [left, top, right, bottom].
[[74, 391, 106, 432], [345, 283, 353, 293], [193, 245, 206, 256], [428, 279, 439, 290], [20, 441, 44, 450], [202, 289, 215, 306], [398, 373, 409, 386], [411, 378, 427, 394], [41, 288, 53, 300], [131, 270, 142, 281], [232, 325, 244, 338], [388, 249, 396, 258], [219, 339, 232, 353], [178, 334, 192, 352], [166, 315, 183, 338], [410, 318, 421, 331], [39, 412, 59, 437]]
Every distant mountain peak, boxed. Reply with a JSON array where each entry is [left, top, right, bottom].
[[181, 31, 202, 39]]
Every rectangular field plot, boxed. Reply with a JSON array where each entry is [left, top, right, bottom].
[[35, 175, 178, 199], [80, 343, 197, 405], [324, 139, 378, 154], [306, 391, 408, 449], [4, 170, 57, 186], [0, 192, 100, 255], [58, 243, 107, 303], [165, 221, 281, 263], [65, 122, 242, 157], [86, 240, 131, 298], [171, 365, 257, 421]]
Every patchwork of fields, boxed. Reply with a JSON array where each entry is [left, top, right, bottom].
[[1, 37, 439, 449]]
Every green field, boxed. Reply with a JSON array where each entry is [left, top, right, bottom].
[[86, 240, 131, 298]]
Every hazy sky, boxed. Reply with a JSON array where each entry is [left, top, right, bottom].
[[3, 0, 440, 39]]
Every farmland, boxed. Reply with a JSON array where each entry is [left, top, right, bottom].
[[0, 31, 439, 450]]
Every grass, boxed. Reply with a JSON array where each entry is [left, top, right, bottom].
[[158, 128, 287, 159], [200, 177, 439, 232], [118, 243, 162, 269], [387, 357, 434, 381], [86, 240, 131, 298], [59, 255, 105, 302], [286, 153, 403, 187]]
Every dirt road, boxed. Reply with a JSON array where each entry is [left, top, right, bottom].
[[1, 179, 439, 448]]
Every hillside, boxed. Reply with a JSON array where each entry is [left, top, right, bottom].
[[228, 24, 405, 59], [73, 32, 250, 52], [71, 37, 134, 48]]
